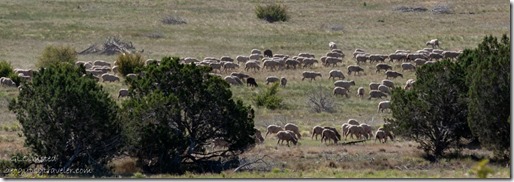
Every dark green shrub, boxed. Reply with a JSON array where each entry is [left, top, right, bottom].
[[36, 45, 77, 68], [115, 53, 145, 77], [0, 60, 14, 78], [254, 83, 283, 110], [255, 4, 289, 23]]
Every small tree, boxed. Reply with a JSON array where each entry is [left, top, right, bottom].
[[254, 82, 283, 110], [36, 45, 77, 68], [9, 64, 122, 176], [255, 4, 289, 23], [114, 53, 145, 77], [306, 86, 336, 113], [120, 57, 255, 174], [389, 60, 471, 158]]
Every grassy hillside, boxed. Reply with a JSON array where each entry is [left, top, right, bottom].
[[0, 0, 509, 178]]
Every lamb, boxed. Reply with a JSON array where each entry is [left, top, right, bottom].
[[378, 84, 390, 94], [236, 55, 250, 65], [426, 39, 440, 49], [404, 79, 415, 90], [385, 70, 403, 79], [245, 61, 261, 72], [381, 79, 394, 88], [280, 77, 287, 87], [224, 76, 243, 85], [369, 82, 380, 90], [329, 42, 337, 50], [246, 77, 258, 87], [311, 125, 324, 140], [378, 100, 391, 113], [359, 123, 373, 139], [302, 58, 318, 68], [302, 71, 322, 81], [333, 87, 350, 98], [276, 130, 298, 147], [321, 129, 339, 144], [324, 57, 343, 67], [346, 125, 366, 140], [101, 73, 120, 82], [328, 70, 345, 80], [265, 125, 284, 137], [347, 65, 365, 75], [284, 123, 302, 139], [118, 89, 129, 99], [368, 90, 388, 100], [266, 76, 280, 85], [334, 80, 356, 91], [357, 87, 365, 98], [375, 63, 392, 73], [401, 63, 416, 72]]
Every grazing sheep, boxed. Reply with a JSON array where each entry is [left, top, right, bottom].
[[118, 89, 129, 99], [385, 70, 403, 79], [414, 58, 427, 66], [326, 52, 344, 59], [334, 80, 355, 91], [311, 125, 324, 140], [424, 61, 437, 65], [369, 82, 380, 90], [245, 61, 261, 72], [359, 123, 373, 139], [101, 73, 120, 82], [329, 42, 337, 50], [347, 65, 364, 75], [404, 79, 415, 90], [126, 73, 137, 80], [324, 57, 343, 67], [378, 84, 390, 94], [428, 53, 443, 61], [375, 63, 393, 73], [14, 69, 33, 77], [249, 54, 261, 61], [183, 57, 199, 64], [321, 129, 338, 144], [265, 125, 284, 138], [285, 59, 301, 69], [280, 77, 287, 87], [381, 79, 394, 88], [266, 76, 280, 85], [333, 87, 350, 98], [302, 58, 318, 68], [426, 39, 440, 49], [0, 77, 16, 87], [369, 54, 387, 63], [328, 70, 345, 80], [406, 53, 428, 62], [231, 72, 250, 81], [378, 100, 391, 113], [209, 62, 223, 72], [220, 56, 234, 62], [263, 60, 281, 71], [251, 49, 262, 55], [346, 125, 366, 140], [378, 127, 395, 141], [222, 62, 239, 71], [112, 66, 118, 74], [368, 90, 388, 100], [298, 52, 315, 58], [236, 55, 250, 65], [348, 119, 359, 125], [331, 49, 343, 54], [388, 53, 407, 62], [94, 60, 111, 67], [323, 126, 341, 140], [355, 54, 369, 64], [263, 49, 273, 58], [254, 128, 265, 144], [442, 51, 461, 60], [357, 87, 365, 98], [224, 76, 243, 85], [302, 71, 322, 81], [401, 63, 416, 72], [375, 130, 388, 143], [284, 123, 301, 139], [341, 123, 350, 139], [276, 130, 298, 147], [246, 77, 258, 87]]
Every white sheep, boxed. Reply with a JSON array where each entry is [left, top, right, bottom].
[[245, 61, 261, 72], [375, 63, 392, 73], [414, 58, 427, 66], [126, 73, 138, 80], [378, 84, 390, 94], [369, 82, 380, 90], [368, 90, 388, 100], [209, 62, 223, 72], [401, 63, 416, 72], [426, 39, 440, 49], [298, 52, 315, 58], [428, 53, 443, 61], [324, 57, 343, 67], [333, 87, 350, 98], [323, 126, 342, 141], [263, 60, 281, 71], [249, 53, 261, 61], [276, 130, 298, 147], [14, 69, 33, 77], [406, 53, 428, 62], [334, 80, 355, 91], [321, 129, 339, 144], [381, 79, 394, 88], [328, 69, 345, 80], [118, 89, 129, 99], [284, 123, 301, 139], [311, 125, 324, 140], [230, 72, 250, 81], [145, 59, 159, 66], [326, 52, 344, 59], [369, 54, 388, 63], [302, 58, 318, 68], [378, 100, 391, 113], [224, 76, 243, 85], [183, 57, 199, 64], [266, 125, 284, 138], [222, 62, 240, 72], [385, 70, 403, 79], [302, 71, 322, 81], [280, 77, 287, 87], [101, 73, 120, 82], [355, 54, 369, 64], [375, 130, 388, 143], [0, 77, 16, 87], [265, 76, 280, 85], [357, 87, 365, 98], [93, 60, 111, 67], [236, 55, 250, 65], [404, 79, 415, 90], [388, 53, 407, 62], [347, 65, 364, 75]]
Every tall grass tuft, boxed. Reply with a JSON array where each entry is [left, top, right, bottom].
[[254, 83, 283, 110], [255, 4, 289, 23], [114, 53, 145, 77]]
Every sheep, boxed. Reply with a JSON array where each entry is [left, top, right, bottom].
[[348, 119, 359, 125], [183, 57, 199, 64], [112, 66, 118, 74], [230, 72, 250, 81], [311, 125, 324, 140], [276, 130, 298, 146], [359, 123, 373, 139], [285, 59, 301, 69], [428, 53, 443, 61], [254, 128, 265, 144], [334, 80, 355, 91], [368, 90, 388, 100], [251, 49, 262, 55], [236, 55, 250, 65], [324, 57, 343, 67], [220, 56, 234, 62], [246, 77, 258, 87], [323, 126, 341, 141], [357, 87, 365, 98], [424, 61, 437, 65], [223, 62, 240, 72], [329, 42, 337, 50], [378, 127, 395, 141], [224, 76, 243, 85], [426, 39, 440, 49], [298, 52, 315, 58], [341, 123, 350, 139], [328, 70, 345, 80], [0, 77, 16, 87], [14, 69, 33, 77], [331, 49, 343, 54], [346, 125, 366, 140], [118, 89, 129, 99], [381, 79, 394, 88], [265, 125, 284, 138], [101, 73, 120, 82], [369, 82, 380, 90], [385, 70, 403, 79], [401, 63, 416, 72], [347, 65, 364, 75], [414, 58, 427, 66], [355, 54, 369, 64], [378, 84, 390, 94], [333, 87, 350, 98], [321, 129, 338, 144], [266, 76, 280, 85], [86, 69, 104, 76], [353, 50, 366, 58], [280, 77, 287, 87], [374, 130, 388, 143], [273, 54, 287, 58], [209, 62, 223, 72], [404, 79, 415, 90], [249, 54, 261, 61], [302, 58, 318, 68], [263, 49, 273, 58], [442, 51, 461, 60], [126, 73, 137, 80], [93, 60, 111, 67], [302, 71, 322, 81], [406, 53, 428, 62], [245, 61, 261, 72], [388, 53, 407, 62], [145, 59, 159, 66], [284, 123, 301, 139], [326, 52, 344, 59], [263, 60, 281, 71], [369, 54, 387, 63], [378, 100, 391, 113], [375, 63, 392, 73]]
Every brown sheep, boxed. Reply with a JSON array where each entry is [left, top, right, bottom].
[[284, 123, 302, 139], [346, 125, 366, 140], [276, 130, 298, 147], [265, 125, 284, 138], [321, 129, 339, 144], [359, 123, 373, 139], [311, 125, 324, 140], [323, 126, 341, 141], [375, 130, 388, 143]]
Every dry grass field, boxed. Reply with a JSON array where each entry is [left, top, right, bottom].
[[0, 0, 510, 178]]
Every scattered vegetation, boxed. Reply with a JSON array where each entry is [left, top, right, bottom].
[[254, 83, 283, 110], [255, 4, 289, 23], [114, 53, 145, 77], [36, 45, 77, 68], [161, 15, 187, 25], [306, 86, 336, 113]]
